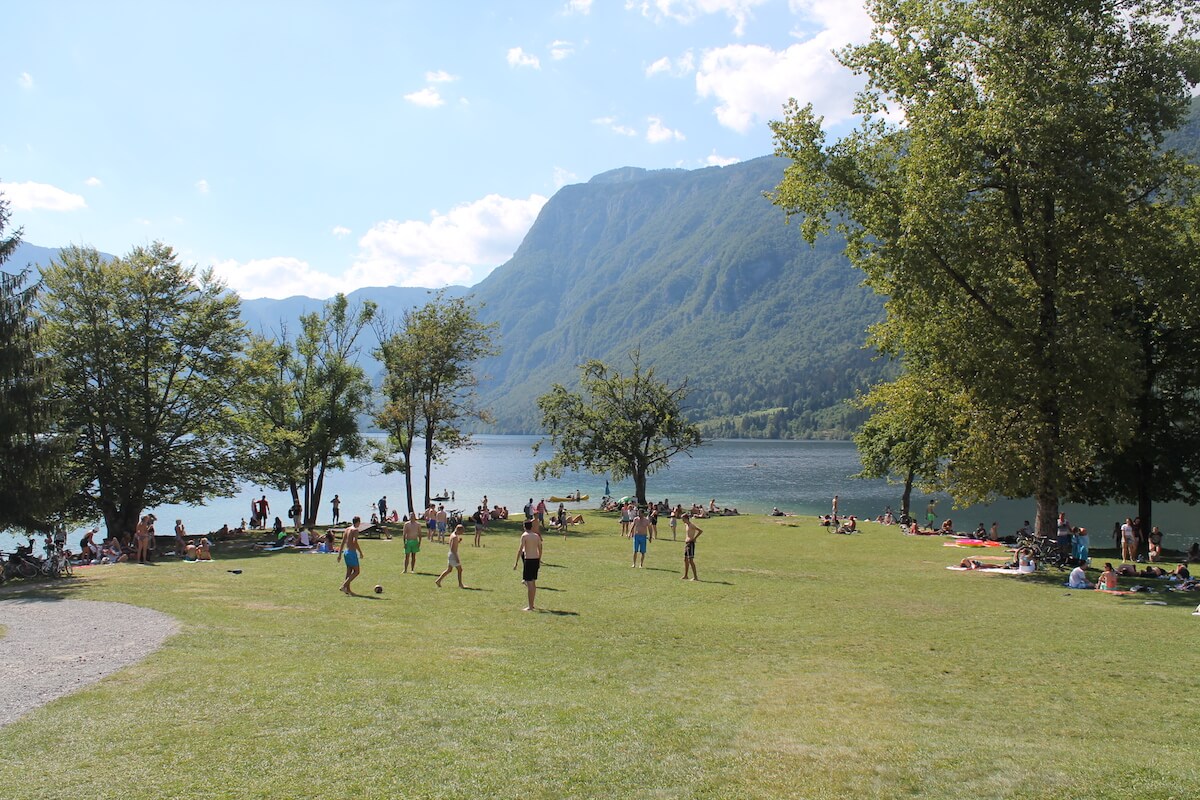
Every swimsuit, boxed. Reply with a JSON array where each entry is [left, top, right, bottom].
[[633, 534, 647, 554], [404, 539, 420, 554], [342, 550, 360, 568], [522, 557, 541, 582], [684, 540, 696, 560], [447, 550, 461, 567]]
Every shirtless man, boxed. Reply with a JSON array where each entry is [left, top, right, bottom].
[[435, 504, 448, 543], [682, 514, 702, 581], [514, 519, 543, 611], [435, 524, 466, 588], [337, 516, 364, 595], [403, 512, 422, 574], [630, 507, 650, 568], [424, 503, 438, 542]]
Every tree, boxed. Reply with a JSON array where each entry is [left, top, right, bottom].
[[40, 242, 250, 539], [0, 195, 73, 532], [534, 350, 702, 505], [374, 292, 497, 512], [852, 369, 962, 520], [771, 0, 1200, 535], [243, 294, 376, 527]]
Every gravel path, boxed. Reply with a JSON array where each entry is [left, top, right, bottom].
[[0, 598, 179, 727]]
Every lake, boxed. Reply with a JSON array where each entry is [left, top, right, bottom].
[[6, 436, 1200, 552]]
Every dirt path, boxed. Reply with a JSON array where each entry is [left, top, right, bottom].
[[0, 598, 178, 727]]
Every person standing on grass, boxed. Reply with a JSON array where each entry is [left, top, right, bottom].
[[436, 504, 448, 543], [403, 512, 422, 573], [514, 519, 543, 611], [330, 494, 341, 524], [832, 494, 839, 516], [337, 516, 364, 595], [631, 507, 650, 568], [926, 499, 937, 529], [472, 506, 484, 547], [435, 524, 466, 588], [1121, 517, 1136, 563], [682, 514, 702, 581]]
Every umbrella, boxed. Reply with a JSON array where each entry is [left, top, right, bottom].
[[619, 496, 634, 504]]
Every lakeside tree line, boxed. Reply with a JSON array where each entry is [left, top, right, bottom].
[[771, 0, 1200, 537], [0, 218, 499, 540]]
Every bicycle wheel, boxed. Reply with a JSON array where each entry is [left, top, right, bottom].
[[16, 560, 38, 579], [60, 558, 73, 577]]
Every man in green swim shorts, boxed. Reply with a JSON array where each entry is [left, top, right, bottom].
[[403, 512, 422, 574]]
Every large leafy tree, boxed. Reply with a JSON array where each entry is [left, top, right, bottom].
[[534, 350, 702, 505], [374, 292, 497, 512], [0, 195, 73, 532], [40, 242, 250, 539], [243, 294, 376, 527], [771, 0, 1200, 535]]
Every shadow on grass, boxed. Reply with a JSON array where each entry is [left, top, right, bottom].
[[537, 586, 565, 592], [695, 579, 734, 585], [535, 608, 579, 616]]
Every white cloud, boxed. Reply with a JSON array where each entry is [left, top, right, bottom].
[[553, 166, 578, 188], [212, 256, 344, 301], [0, 181, 86, 211], [646, 51, 695, 77], [404, 87, 445, 107], [17, 72, 33, 89], [626, 0, 770, 36], [705, 151, 740, 166], [566, 0, 593, 13], [550, 40, 575, 60], [695, 2, 872, 132], [593, 116, 638, 137], [85, 176, 102, 187], [425, 70, 457, 83], [507, 47, 541, 69], [347, 193, 549, 288], [646, 56, 672, 77], [332, 225, 351, 238], [646, 117, 685, 143], [195, 178, 210, 194]]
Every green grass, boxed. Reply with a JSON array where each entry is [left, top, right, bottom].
[[1, 515, 1198, 799]]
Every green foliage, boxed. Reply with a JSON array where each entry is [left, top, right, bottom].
[[471, 157, 887, 437], [534, 350, 702, 504], [0, 195, 74, 532], [374, 291, 497, 511], [771, 0, 1200, 533], [39, 242, 250, 538], [242, 294, 376, 525]]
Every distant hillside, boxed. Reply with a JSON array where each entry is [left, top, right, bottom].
[[468, 156, 889, 438]]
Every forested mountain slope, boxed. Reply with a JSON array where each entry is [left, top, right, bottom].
[[469, 155, 887, 437]]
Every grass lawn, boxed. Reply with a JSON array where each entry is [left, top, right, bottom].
[[1, 514, 1198, 799]]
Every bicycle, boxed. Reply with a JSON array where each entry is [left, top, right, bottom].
[[1014, 533, 1072, 571], [3, 550, 42, 580], [40, 547, 73, 579]]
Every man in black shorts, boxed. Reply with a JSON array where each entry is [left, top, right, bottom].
[[514, 519, 543, 611]]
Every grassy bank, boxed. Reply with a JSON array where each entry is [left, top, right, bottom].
[[1, 514, 1197, 799]]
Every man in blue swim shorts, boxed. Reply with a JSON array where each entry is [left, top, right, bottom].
[[337, 516, 364, 595], [630, 506, 650, 568]]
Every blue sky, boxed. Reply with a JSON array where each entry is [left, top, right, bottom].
[[1, 0, 873, 299]]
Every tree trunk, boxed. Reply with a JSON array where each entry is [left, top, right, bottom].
[[308, 460, 327, 527], [423, 433, 434, 510], [901, 467, 914, 519], [633, 465, 648, 507]]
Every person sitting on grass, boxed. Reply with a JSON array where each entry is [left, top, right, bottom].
[[1171, 562, 1191, 581], [837, 516, 857, 534], [1016, 548, 1036, 573], [1148, 526, 1163, 562], [1096, 563, 1119, 591], [196, 538, 213, 561], [184, 540, 197, 561], [1067, 563, 1091, 589]]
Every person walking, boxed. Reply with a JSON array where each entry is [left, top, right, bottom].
[[337, 516, 364, 595], [435, 524, 466, 588], [514, 519, 543, 611]]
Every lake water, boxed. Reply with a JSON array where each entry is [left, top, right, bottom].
[[6, 436, 1200, 552]]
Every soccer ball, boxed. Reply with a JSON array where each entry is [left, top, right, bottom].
[[374, 584, 383, 594]]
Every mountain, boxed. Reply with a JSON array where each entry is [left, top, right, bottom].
[[467, 155, 888, 437]]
